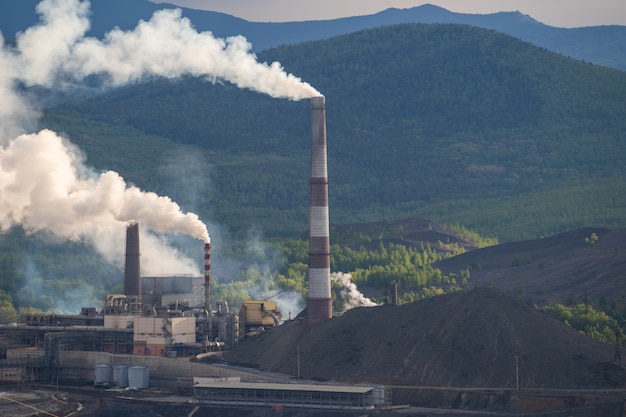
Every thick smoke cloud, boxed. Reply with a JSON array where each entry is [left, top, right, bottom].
[[0, 0, 319, 277], [0, 129, 209, 274], [13, 0, 319, 98], [331, 272, 378, 312]]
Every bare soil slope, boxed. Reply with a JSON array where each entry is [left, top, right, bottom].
[[330, 220, 626, 307], [224, 287, 625, 388], [436, 227, 626, 306]]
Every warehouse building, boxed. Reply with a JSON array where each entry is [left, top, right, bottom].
[[193, 376, 386, 410]]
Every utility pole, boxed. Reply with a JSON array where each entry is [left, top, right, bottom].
[[515, 355, 519, 392], [297, 345, 301, 380], [613, 324, 622, 365]]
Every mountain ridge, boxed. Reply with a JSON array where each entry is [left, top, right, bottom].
[[1, 0, 625, 70]]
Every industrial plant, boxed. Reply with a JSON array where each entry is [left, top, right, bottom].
[[0, 219, 283, 382], [0, 96, 388, 410]]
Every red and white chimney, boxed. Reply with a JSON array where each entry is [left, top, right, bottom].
[[307, 96, 332, 320]]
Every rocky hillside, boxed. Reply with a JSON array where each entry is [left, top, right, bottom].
[[223, 287, 625, 389]]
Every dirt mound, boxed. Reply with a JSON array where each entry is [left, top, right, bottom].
[[330, 220, 626, 308], [224, 287, 625, 388], [436, 228, 626, 306]]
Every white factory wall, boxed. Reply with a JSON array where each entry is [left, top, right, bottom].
[[133, 316, 196, 344], [171, 317, 196, 342]]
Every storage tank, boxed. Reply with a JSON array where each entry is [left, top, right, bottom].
[[372, 387, 386, 405], [128, 365, 149, 389], [113, 365, 129, 388], [94, 364, 112, 387]]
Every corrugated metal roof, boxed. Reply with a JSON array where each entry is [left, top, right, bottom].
[[193, 377, 375, 394]]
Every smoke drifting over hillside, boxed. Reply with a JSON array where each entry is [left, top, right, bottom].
[[0, 0, 319, 277], [331, 272, 378, 312]]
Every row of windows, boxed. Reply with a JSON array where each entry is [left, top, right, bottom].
[[195, 388, 370, 407]]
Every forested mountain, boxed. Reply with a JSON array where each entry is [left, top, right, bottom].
[[1, 0, 625, 70], [1, 22, 625, 316], [43, 24, 626, 242]]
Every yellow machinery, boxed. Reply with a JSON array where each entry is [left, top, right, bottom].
[[239, 300, 282, 338]]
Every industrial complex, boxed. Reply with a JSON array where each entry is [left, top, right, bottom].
[[0, 96, 388, 410]]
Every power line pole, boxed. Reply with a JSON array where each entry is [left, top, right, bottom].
[[613, 324, 622, 365], [515, 354, 519, 392], [297, 345, 301, 380]]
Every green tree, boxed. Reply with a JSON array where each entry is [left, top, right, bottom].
[[0, 291, 18, 324], [543, 303, 624, 344]]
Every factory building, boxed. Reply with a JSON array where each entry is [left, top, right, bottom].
[[142, 275, 205, 308], [0, 217, 284, 382], [193, 377, 387, 410]]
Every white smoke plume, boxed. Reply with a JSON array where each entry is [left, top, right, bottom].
[[12, 0, 320, 98], [0, 129, 206, 274], [0, 129, 209, 242], [0, 0, 320, 279], [331, 272, 378, 312]]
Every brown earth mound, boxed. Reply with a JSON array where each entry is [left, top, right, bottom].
[[331, 219, 626, 307], [223, 287, 625, 388], [436, 227, 626, 306]]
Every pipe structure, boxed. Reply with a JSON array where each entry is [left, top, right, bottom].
[[307, 95, 332, 320], [124, 222, 141, 296]]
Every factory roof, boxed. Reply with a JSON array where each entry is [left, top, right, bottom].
[[192, 377, 375, 394]]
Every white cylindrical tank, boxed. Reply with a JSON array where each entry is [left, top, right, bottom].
[[94, 364, 112, 386], [113, 365, 129, 388], [372, 387, 386, 405], [128, 366, 149, 389]]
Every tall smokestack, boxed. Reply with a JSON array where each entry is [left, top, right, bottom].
[[307, 96, 332, 320], [124, 222, 141, 296], [204, 242, 212, 311]]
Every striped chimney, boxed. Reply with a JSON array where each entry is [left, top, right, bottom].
[[307, 95, 332, 320], [204, 242, 211, 311], [124, 222, 141, 297]]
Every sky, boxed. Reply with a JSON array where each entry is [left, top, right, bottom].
[[149, 0, 626, 28]]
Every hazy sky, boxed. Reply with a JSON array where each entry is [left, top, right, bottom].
[[149, 0, 626, 28]]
